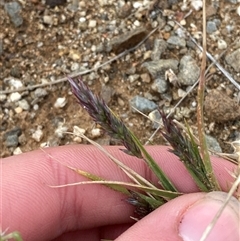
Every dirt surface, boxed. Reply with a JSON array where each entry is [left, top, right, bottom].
[[1, 0, 240, 157]]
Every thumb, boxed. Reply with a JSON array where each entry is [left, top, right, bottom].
[[116, 191, 239, 241]]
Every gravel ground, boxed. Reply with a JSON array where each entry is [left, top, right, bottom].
[[1, 0, 240, 158]]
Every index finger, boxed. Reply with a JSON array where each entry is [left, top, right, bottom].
[[1, 145, 236, 240]]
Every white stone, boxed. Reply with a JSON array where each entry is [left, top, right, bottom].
[[0, 94, 7, 101], [8, 78, 23, 88], [18, 99, 30, 110], [191, 0, 203, 11], [10, 92, 21, 102], [32, 127, 43, 142], [191, 101, 197, 107], [79, 17, 86, 22], [13, 147, 22, 155], [43, 15, 53, 25], [133, 2, 143, 8], [217, 39, 227, 50], [54, 97, 67, 108], [91, 128, 102, 137], [133, 20, 141, 27], [177, 88, 187, 98], [88, 20, 97, 28], [33, 104, 39, 111]]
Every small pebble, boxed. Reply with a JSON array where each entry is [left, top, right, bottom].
[[177, 88, 187, 98], [54, 97, 67, 108], [79, 17, 86, 22], [88, 20, 97, 28], [10, 92, 21, 102], [71, 62, 80, 71], [18, 99, 30, 110], [14, 107, 23, 114], [34, 88, 48, 98], [91, 128, 102, 138], [43, 15, 53, 25], [32, 127, 43, 142], [130, 95, 158, 114], [0, 94, 7, 101], [205, 135, 222, 153], [206, 21, 217, 34], [13, 147, 22, 155], [5, 134, 19, 147], [8, 78, 23, 88], [217, 39, 227, 50], [33, 104, 39, 111], [69, 50, 81, 60], [191, 0, 203, 11], [55, 123, 68, 138], [133, 2, 142, 8], [141, 73, 151, 83]]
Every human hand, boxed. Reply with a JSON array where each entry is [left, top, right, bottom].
[[1, 145, 239, 241]]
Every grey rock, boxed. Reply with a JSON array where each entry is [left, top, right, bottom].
[[101, 85, 115, 104], [4, 2, 23, 27], [206, 135, 222, 153], [151, 39, 167, 61], [142, 59, 179, 79], [67, 0, 79, 12], [34, 88, 48, 98], [5, 134, 19, 147], [4, 127, 22, 147], [130, 95, 157, 114], [177, 55, 200, 85], [206, 21, 217, 33], [213, 19, 221, 28], [5, 127, 22, 137], [10, 66, 21, 78], [225, 48, 240, 72], [18, 99, 30, 110], [151, 77, 168, 94], [167, 36, 186, 48], [168, 0, 179, 4]]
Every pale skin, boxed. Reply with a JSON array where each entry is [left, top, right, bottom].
[[1, 145, 238, 241]]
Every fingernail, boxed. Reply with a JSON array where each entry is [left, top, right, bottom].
[[179, 191, 239, 241]]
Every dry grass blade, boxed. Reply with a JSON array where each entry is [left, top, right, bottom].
[[67, 131, 156, 188], [49, 180, 181, 199], [196, 0, 220, 191]]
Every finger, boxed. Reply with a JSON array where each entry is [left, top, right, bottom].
[[116, 191, 240, 241], [1, 145, 236, 241]]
